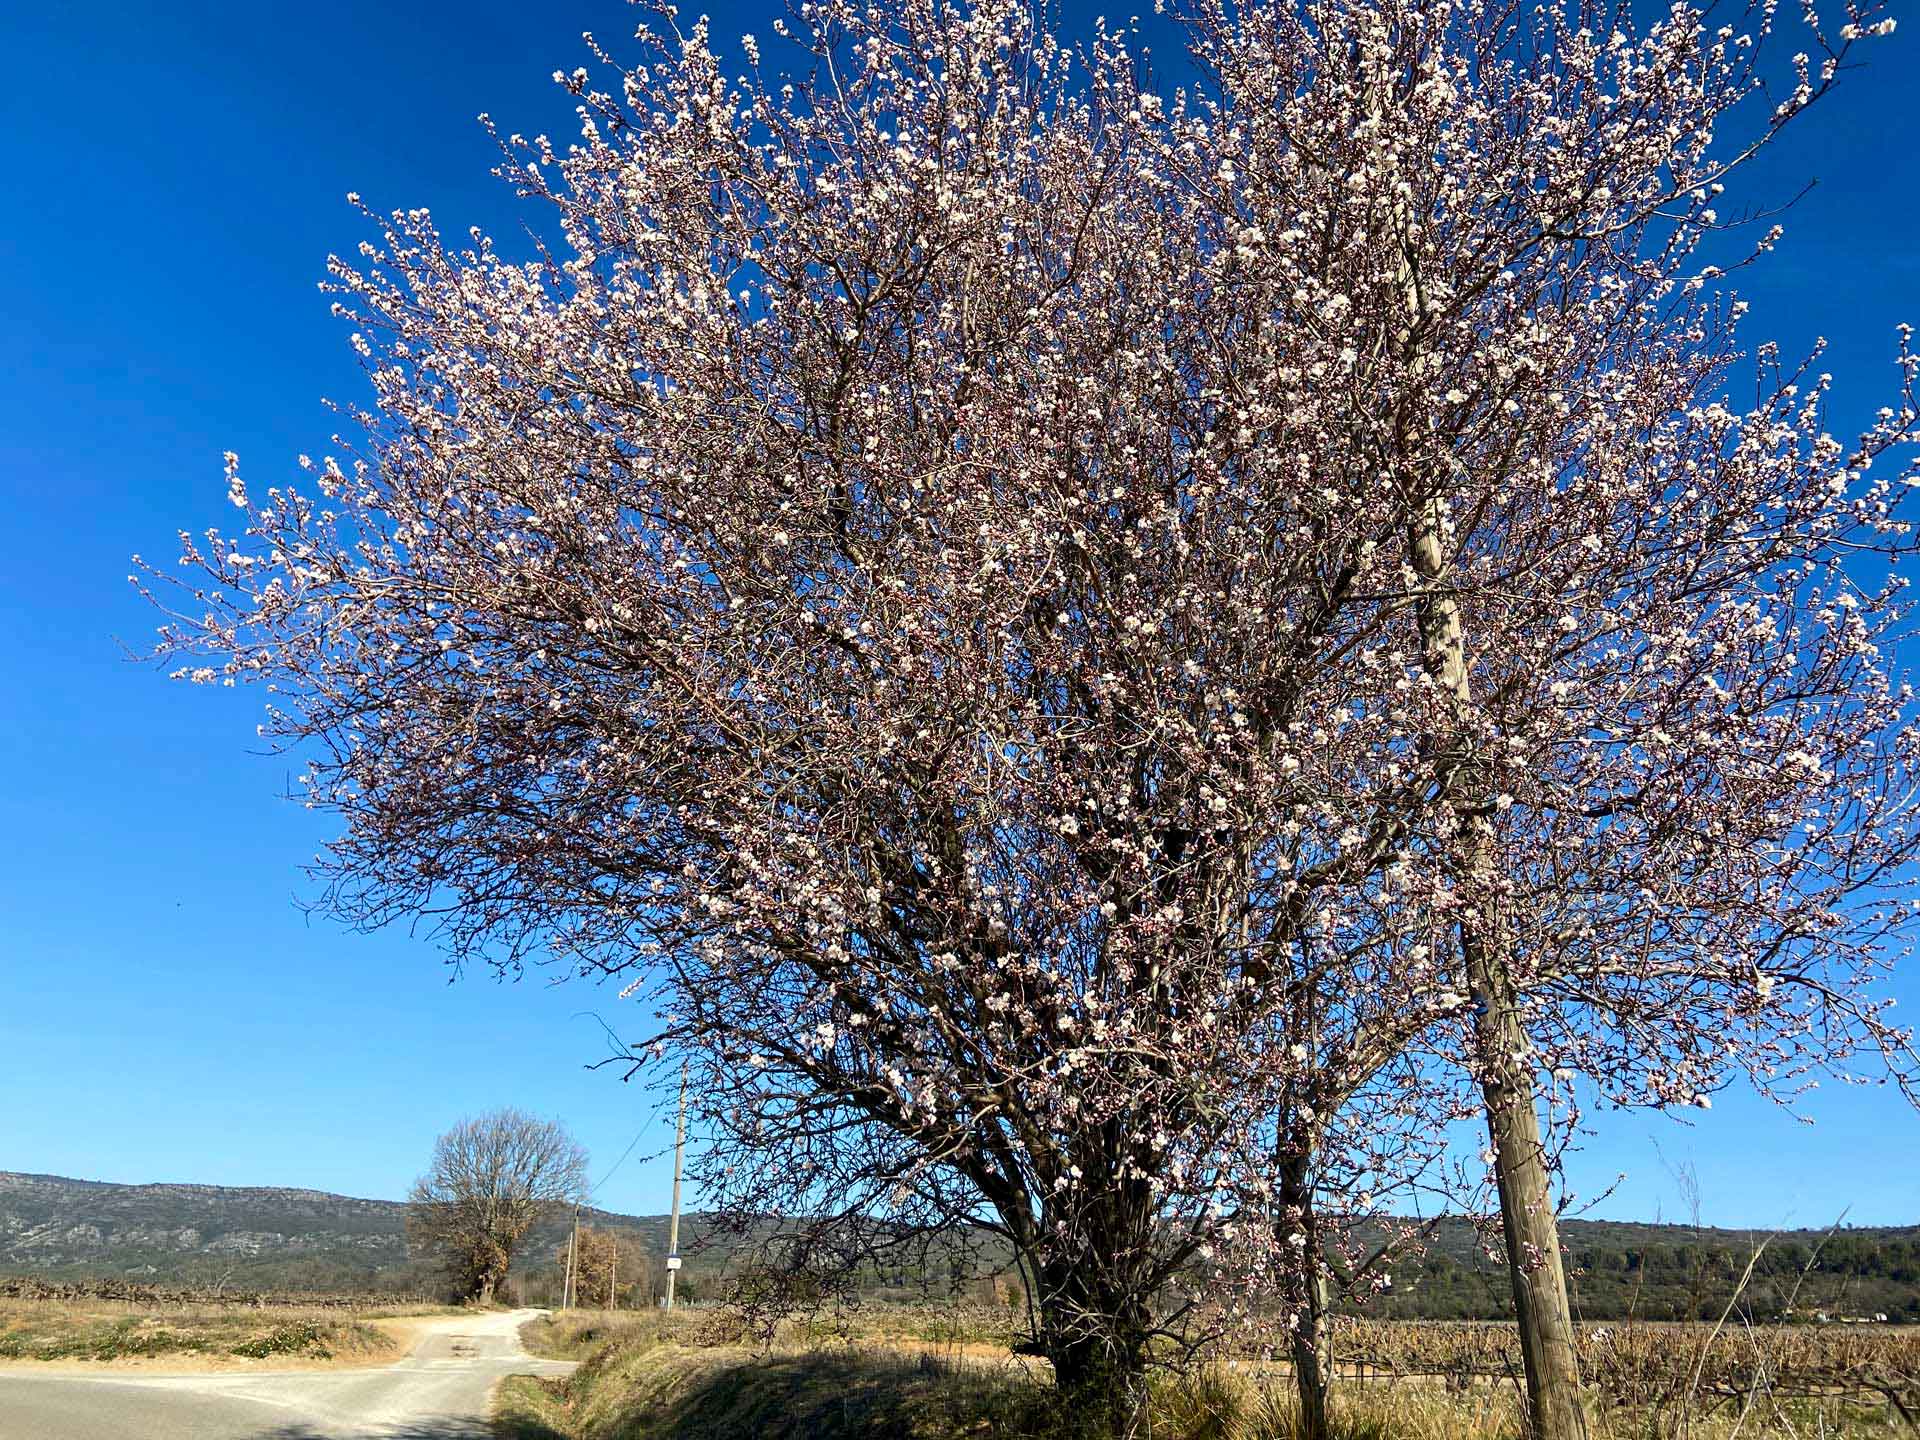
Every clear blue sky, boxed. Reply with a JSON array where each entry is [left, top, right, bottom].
[[0, 0, 1915, 1228]]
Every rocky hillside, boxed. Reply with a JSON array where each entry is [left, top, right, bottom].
[[0, 1171, 667, 1293]]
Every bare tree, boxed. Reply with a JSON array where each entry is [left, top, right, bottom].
[[407, 1109, 588, 1304]]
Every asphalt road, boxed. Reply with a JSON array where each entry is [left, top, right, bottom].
[[0, 1306, 574, 1440]]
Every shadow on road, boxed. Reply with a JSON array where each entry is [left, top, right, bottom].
[[257, 1422, 562, 1440]]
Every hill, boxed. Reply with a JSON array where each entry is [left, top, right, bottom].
[[4, 1171, 1915, 1319], [0, 1170, 686, 1298]]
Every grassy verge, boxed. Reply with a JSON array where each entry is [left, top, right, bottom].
[[518, 1310, 694, 1363], [495, 1373, 573, 1440], [0, 1296, 457, 1365], [500, 1336, 1054, 1440], [498, 1308, 1915, 1440]]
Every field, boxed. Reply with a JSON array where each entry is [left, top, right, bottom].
[[1318, 1316, 1920, 1414], [0, 1276, 460, 1368], [496, 1306, 1920, 1440]]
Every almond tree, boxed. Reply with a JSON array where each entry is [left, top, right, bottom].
[[143, 0, 1920, 1431], [1190, 0, 1920, 1433], [145, 0, 1443, 1423]]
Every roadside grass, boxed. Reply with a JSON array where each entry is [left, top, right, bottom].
[[498, 1339, 1057, 1440], [516, 1304, 1017, 1363], [500, 1308, 1916, 1440], [519, 1309, 694, 1363], [0, 1295, 459, 1365]]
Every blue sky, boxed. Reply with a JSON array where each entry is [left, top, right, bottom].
[[0, 0, 1916, 1227]]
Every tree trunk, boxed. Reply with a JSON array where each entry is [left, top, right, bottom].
[[1036, 1258, 1152, 1438], [1048, 1333, 1150, 1438], [1278, 1144, 1333, 1440], [1409, 495, 1591, 1440], [1471, 945, 1591, 1440]]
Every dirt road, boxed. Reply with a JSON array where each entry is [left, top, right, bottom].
[[0, 1306, 571, 1439]]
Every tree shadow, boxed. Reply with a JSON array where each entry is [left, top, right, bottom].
[[249, 1352, 1043, 1440], [257, 1420, 563, 1440], [617, 1348, 1053, 1440]]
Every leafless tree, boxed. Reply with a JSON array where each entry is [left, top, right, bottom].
[[406, 1108, 588, 1304]]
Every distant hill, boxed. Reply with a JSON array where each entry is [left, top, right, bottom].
[[4, 1171, 1915, 1319], [0, 1171, 684, 1298]]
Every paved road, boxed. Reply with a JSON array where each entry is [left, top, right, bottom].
[[0, 1307, 573, 1440]]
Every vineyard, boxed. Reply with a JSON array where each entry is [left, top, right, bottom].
[[1293, 1318, 1920, 1426], [0, 1274, 439, 1311], [499, 1307, 1920, 1440], [0, 1279, 459, 1367]]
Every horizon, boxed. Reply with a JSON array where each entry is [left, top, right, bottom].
[[1, 0, 1918, 1232], [7, 1166, 1917, 1237]]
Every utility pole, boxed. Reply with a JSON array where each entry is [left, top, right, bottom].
[[609, 1238, 617, 1310], [562, 1203, 580, 1310], [664, 1060, 688, 1309]]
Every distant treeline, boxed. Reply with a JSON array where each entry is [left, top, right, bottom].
[[26, 1231, 1916, 1323], [8, 1171, 1914, 1322], [1369, 1232, 1920, 1322]]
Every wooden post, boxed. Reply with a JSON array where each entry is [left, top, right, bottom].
[[665, 1061, 688, 1309], [1376, 44, 1591, 1434], [562, 1204, 580, 1310]]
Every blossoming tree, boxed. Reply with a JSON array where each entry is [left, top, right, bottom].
[[147, 0, 1452, 1423], [1187, 0, 1920, 1431], [145, 0, 1920, 1432]]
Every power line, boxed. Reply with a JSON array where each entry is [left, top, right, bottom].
[[563, 1104, 662, 1310], [587, 1116, 654, 1201], [572, 1010, 661, 1205]]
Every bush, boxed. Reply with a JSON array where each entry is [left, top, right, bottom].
[[231, 1321, 332, 1359]]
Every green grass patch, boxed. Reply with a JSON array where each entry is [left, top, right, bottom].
[[231, 1321, 335, 1359], [0, 1314, 224, 1362]]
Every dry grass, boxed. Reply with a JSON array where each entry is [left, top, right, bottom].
[[1298, 1317, 1920, 1432], [500, 1307, 1918, 1440], [515, 1303, 1017, 1363], [0, 1293, 461, 1369], [517, 1308, 700, 1362], [499, 1334, 1050, 1440]]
